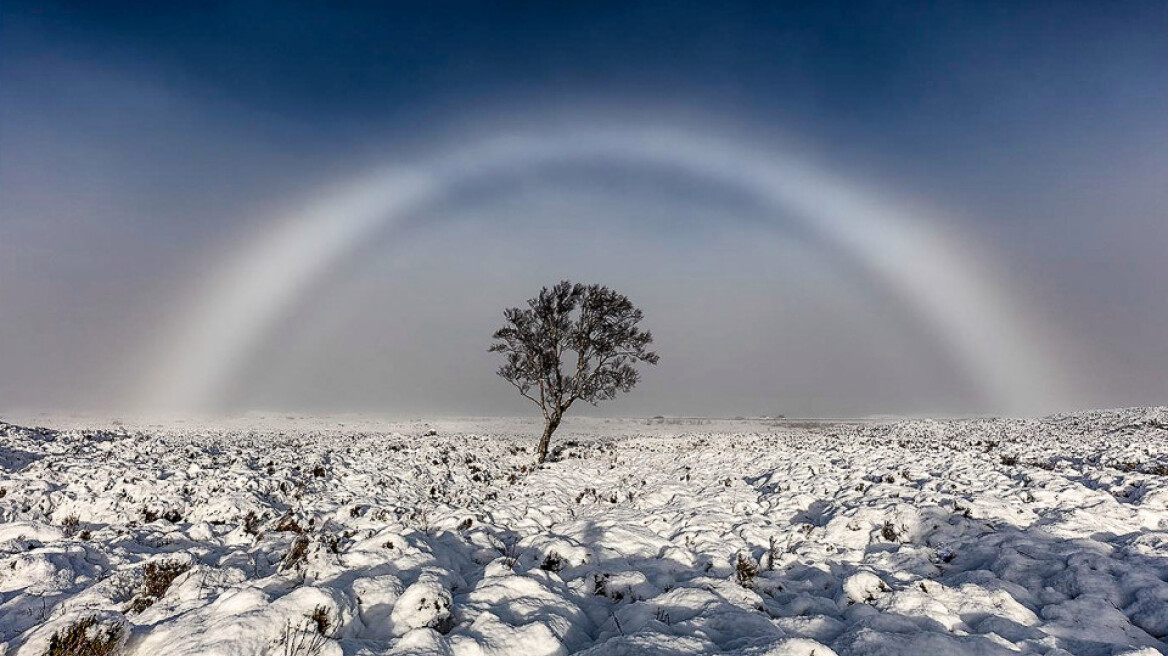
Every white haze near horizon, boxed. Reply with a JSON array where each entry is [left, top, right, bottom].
[[2, 61, 1167, 418]]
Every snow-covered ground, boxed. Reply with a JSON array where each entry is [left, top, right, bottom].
[[2, 409, 1168, 656]]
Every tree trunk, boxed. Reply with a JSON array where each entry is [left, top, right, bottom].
[[536, 414, 561, 464]]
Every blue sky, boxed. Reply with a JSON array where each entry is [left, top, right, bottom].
[[2, 2, 1166, 416]]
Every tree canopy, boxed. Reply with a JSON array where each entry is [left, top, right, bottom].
[[489, 281, 659, 462]]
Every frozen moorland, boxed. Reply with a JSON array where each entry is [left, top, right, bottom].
[[2, 409, 1168, 656]]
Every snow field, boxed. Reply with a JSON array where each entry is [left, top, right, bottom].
[[2, 409, 1168, 655]]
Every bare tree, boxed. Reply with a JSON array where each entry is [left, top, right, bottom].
[[490, 281, 659, 463]]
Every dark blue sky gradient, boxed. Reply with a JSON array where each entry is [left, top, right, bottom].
[[7, 1, 1167, 223], [9, 2, 1167, 131]]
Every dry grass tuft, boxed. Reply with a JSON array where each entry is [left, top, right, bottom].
[[881, 521, 901, 542], [277, 605, 337, 656], [61, 515, 80, 537], [127, 560, 190, 614], [734, 552, 759, 588], [281, 535, 310, 572], [308, 605, 331, 635], [275, 513, 306, 534], [44, 616, 123, 656], [539, 551, 565, 572]]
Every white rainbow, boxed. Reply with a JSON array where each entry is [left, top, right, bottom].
[[138, 126, 1068, 414]]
